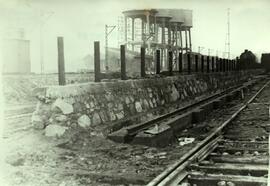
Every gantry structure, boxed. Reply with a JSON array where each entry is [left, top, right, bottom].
[[121, 8, 193, 69]]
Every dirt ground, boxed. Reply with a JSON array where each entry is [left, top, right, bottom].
[[1, 102, 243, 185], [3, 116, 197, 186]]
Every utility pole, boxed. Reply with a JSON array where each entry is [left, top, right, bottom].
[[225, 8, 231, 59], [40, 18, 44, 74], [105, 24, 116, 71], [39, 9, 44, 74], [198, 46, 205, 54], [39, 10, 54, 74], [208, 48, 213, 56]]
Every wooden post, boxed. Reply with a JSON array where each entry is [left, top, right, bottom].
[[224, 59, 228, 72], [236, 57, 240, 71], [212, 56, 215, 72], [178, 52, 182, 73], [206, 56, 210, 73], [222, 58, 225, 72], [220, 58, 223, 72], [223, 58, 226, 72], [120, 45, 126, 80], [223, 59, 226, 72], [156, 50, 161, 74], [216, 57, 219, 72], [225, 59, 227, 72], [220, 58, 224, 72], [168, 51, 173, 76], [141, 47, 146, 77], [224, 59, 227, 72], [94, 41, 101, 82], [201, 55, 204, 73], [187, 53, 191, 74], [57, 37, 66, 85], [218, 57, 221, 72], [195, 55, 198, 72], [268, 134, 270, 185]]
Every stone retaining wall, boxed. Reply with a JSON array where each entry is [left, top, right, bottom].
[[31, 71, 261, 138]]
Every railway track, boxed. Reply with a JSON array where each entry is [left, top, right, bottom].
[[3, 105, 35, 138], [4, 104, 35, 119], [187, 140, 268, 186], [147, 78, 270, 186]]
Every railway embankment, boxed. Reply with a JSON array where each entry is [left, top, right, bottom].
[[31, 70, 262, 138]]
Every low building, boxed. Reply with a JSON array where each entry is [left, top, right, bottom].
[[107, 47, 153, 77], [2, 38, 31, 74]]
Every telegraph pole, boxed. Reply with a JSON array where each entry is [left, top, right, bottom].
[[39, 10, 54, 74], [208, 48, 214, 56], [39, 9, 44, 74], [198, 46, 205, 54], [40, 19, 44, 74], [105, 24, 116, 71], [225, 8, 231, 59]]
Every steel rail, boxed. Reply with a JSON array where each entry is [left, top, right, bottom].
[[147, 80, 270, 186], [5, 113, 32, 120]]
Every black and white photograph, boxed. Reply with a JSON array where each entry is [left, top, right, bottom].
[[1, 0, 270, 185]]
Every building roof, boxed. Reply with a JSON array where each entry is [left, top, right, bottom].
[[123, 8, 192, 27]]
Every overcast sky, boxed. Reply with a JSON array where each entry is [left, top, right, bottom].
[[1, 0, 270, 73]]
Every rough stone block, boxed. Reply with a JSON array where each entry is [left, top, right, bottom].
[[53, 98, 73, 114], [125, 96, 130, 105], [171, 85, 180, 101], [234, 89, 242, 98], [131, 124, 173, 147], [72, 102, 83, 113], [92, 112, 102, 125], [225, 93, 234, 102], [78, 114, 91, 128], [35, 101, 51, 114], [109, 110, 117, 121], [55, 114, 68, 122], [242, 86, 250, 93], [220, 96, 227, 105], [142, 99, 149, 110], [31, 114, 45, 129], [107, 128, 129, 143], [231, 91, 239, 100], [45, 124, 67, 138], [213, 99, 222, 109], [192, 109, 206, 123], [5, 153, 25, 166], [99, 110, 109, 122], [117, 103, 124, 111], [201, 102, 214, 113], [116, 111, 125, 120], [167, 112, 192, 132], [135, 101, 142, 112]]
